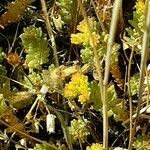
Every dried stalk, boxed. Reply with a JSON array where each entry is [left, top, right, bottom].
[[103, 0, 122, 149], [127, 47, 134, 150], [40, 0, 59, 67]]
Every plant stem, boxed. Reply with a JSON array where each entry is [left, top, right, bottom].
[[133, 0, 150, 140], [127, 47, 134, 150], [40, 0, 59, 67], [103, 0, 122, 149]]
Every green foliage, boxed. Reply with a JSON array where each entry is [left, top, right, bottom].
[[0, 0, 147, 149], [107, 85, 128, 121], [68, 118, 90, 143], [52, 15, 64, 31], [0, 94, 8, 116], [123, 0, 145, 54], [132, 134, 149, 150], [34, 143, 56, 150], [90, 81, 102, 110], [33, 143, 68, 150], [90, 81, 118, 110], [56, 0, 73, 24], [20, 26, 50, 70], [23, 64, 57, 91], [80, 46, 93, 63], [129, 73, 139, 96], [0, 64, 7, 83], [23, 71, 43, 89], [90, 81, 128, 121], [107, 85, 119, 109], [71, 18, 120, 64], [129, 0, 145, 34]]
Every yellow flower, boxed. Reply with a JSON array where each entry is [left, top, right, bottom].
[[71, 33, 85, 44], [77, 17, 95, 32], [136, 0, 145, 13], [77, 19, 88, 33], [79, 93, 90, 104], [64, 72, 91, 104], [71, 32, 100, 47], [71, 33, 90, 45], [89, 32, 100, 47], [86, 143, 103, 150], [64, 83, 78, 99], [71, 17, 100, 47]]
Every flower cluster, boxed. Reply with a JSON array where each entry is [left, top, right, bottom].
[[71, 17, 120, 64], [71, 17, 99, 47], [68, 118, 90, 143], [136, 0, 145, 14], [64, 72, 91, 104], [86, 143, 103, 150]]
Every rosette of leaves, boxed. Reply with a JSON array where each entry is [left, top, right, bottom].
[[71, 17, 100, 63], [23, 64, 56, 91], [23, 71, 43, 90], [123, 0, 145, 54], [20, 26, 50, 70], [71, 17, 99, 46], [68, 118, 90, 143]]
